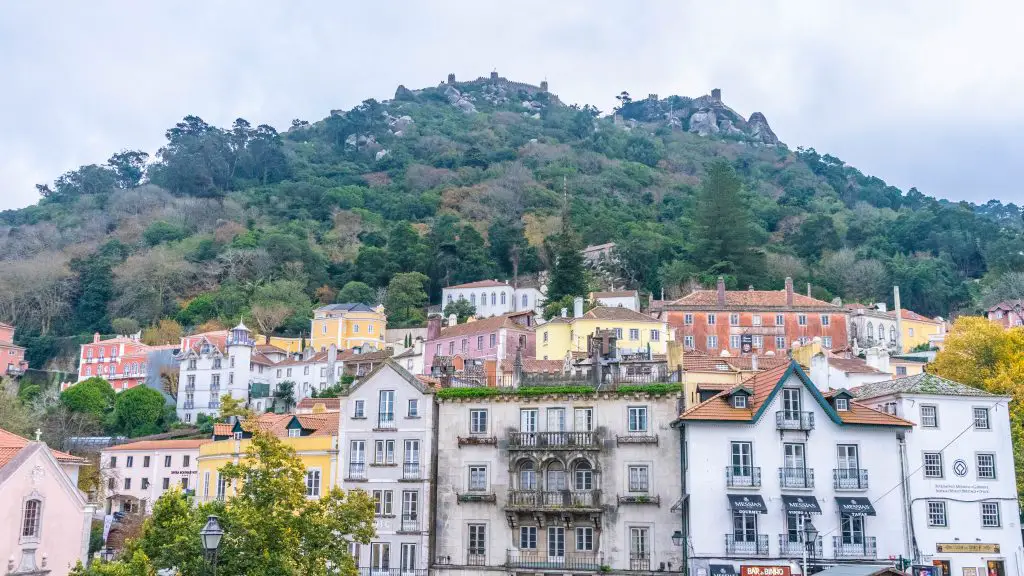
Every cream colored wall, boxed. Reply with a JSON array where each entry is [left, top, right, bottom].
[[310, 311, 387, 351], [535, 318, 668, 360], [536, 322, 572, 361], [901, 319, 942, 352], [196, 436, 338, 503]]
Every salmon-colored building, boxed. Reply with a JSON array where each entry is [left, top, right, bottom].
[[0, 322, 28, 376], [665, 277, 849, 356], [73, 333, 157, 392]]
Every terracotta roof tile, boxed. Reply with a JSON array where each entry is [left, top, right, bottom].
[[499, 358, 566, 374], [107, 439, 211, 451], [894, 309, 941, 323], [581, 306, 660, 323], [0, 428, 86, 468], [437, 314, 530, 339], [296, 397, 341, 411], [255, 344, 287, 355], [213, 423, 232, 436], [825, 357, 886, 374], [446, 280, 509, 289], [669, 290, 839, 309], [337, 349, 392, 362], [681, 351, 788, 372], [591, 291, 638, 299], [839, 402, 916, 426]]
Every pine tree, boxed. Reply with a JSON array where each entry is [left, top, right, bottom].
[[694, 161, 765, 286]]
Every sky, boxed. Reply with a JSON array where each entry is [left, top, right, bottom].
[[2, 1, 1023, 211]]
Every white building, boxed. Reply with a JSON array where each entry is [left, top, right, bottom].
[[433, 383, 685, 575], [336, 360, 436, 575], [100, 439, 208, 514], [590, 290, 641, 312], [441, 280, 545, 318], [847, 304, 899, 353], [853, 374, 1022, 576], [677, 361, 915, 573], [808, 351, 892, 392], [393, 341, 425, 376]]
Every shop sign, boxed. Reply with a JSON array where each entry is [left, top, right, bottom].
[[936, 543, 1000, 553], [741, 566, 791, 576]]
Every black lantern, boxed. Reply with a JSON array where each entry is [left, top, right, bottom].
[[671, 530, 684, 547], [802, 521, 818, 546], [200, 515, 224, 574]]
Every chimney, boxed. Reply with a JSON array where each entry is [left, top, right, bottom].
[[448, 314, 458, 327], [893, 286, 903, 352], [561, 308, 568, 318], [573, 297, 584, 319], [807, 283, 812, 298], [93, 332, 101, 343], [427, 315, 441, 341], [717, 276, 726, 306], [784, 277, 794, 307], [751, 354, 759, 371], [875, 302, 887, 313]]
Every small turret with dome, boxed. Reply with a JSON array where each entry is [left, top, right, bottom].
[[229, 320, 254, 347]]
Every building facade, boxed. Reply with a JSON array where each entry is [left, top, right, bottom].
[[666, 277, 849, 356], [424, 314, 536, 377], [441, 280, 545, 318], [853, 374, 1022, 576], [896, 309, 945, 353], [337, 360, 436, 575], [846, 303, 899, 353], [100, 439, 208, 514], [75, 333, 156, 391], [176, 325, 260, 423], [0, 428, 94, 576], [310, 303, 387, 352], [0, 322, 27, 377], [985, 301, 1024, 329], [432, 383, 684, 575], [590, 291, 641, 312], [677, 362, 914, 573], [538, 302, 669, 361]]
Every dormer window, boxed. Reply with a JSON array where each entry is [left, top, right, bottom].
[[288, 428, 301, 438], [233, 431, 243, 440], [836, 398, 849, 411], [733, 395, 747, 409]]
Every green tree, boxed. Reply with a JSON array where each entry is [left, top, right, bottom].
[[107, 150, 149, 189], [110, 317, 140, 335], [250, 280, 312, 340], [273, 381, 296, 413], [693, 161, 766, 287], [385, 272, 429, 327], [70, 550, 156, 576], [60, 377, 115, 421], [547, 230, 587, 302], [791, 214, 841, 261], [443, 299, 477, 323], [336, 281, 377, 305], [113, 385, 168, 437]]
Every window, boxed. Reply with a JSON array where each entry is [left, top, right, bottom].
[[629, 328, 640, 340], [182, 456, 190, 467], [354, 399, 366, 418], [470, 409, 488, 434], [379, 390, 395, 423], [921, 405, 938, 427], [406, 399, 419, 418], [650, 329, 660, 341], [752, 315, 762, 326], [375, 440, 396, 464], [821, 315, 830, 326], [216, 474, 227, 500], [909, 327, 915, 337], [476, 335, 484, 350], [797, 314, 807, 326], [501, 292, 507, 305], [543, 331, 549, 343], [773, 314, 783, 326], [974, 407, 991, 430], [733, 395, 747, 409], [372, 490, 394, 516], [213, 358, 222, 369], [522, 294, 528, 307], [575, 408, 594, 432], [923, 452, 943, 478], [927, 500, 947, 527], [628, 465, 649, 492], [126, 456, 134, 468], [730, 335, 741, 349], [469, 466, 487, 491], [731, 442, 753, 476], [21, 499, 41, 540], [448, 341, 454, 355], [627, 406, 648, 432], [108, 477, 115, 490], [110, 456, 117, 468], [163, 455, 172, 467], [576, 527, 594, 551], [823, 336, 832, 348], [730, 313, 740, 326], [162, 478, 170, 490], [707, 335, 718, 349], [896, 366, 907, 376], [306, 470, 321, 497], [143, 456, 150, 467], [836, 398, 849, 411], [461, 339, 468, 352], [684, 313, 693, 325], [288, 427, 301, 438], [683, 335, 694, 348], [981, 502, 1001, 527], [402, 490, 418, 522], [142, 478, 150, 490], [630, 527, 650, 559], [491, 292, 496, 305], [574, 462, 593, 490], [123, 477, 132, 490], [707, 313, 716, 325], [435, 344, 441, 355], [776, 336, 786, 349], [520, 526, 537, 549], [614, 328, 623, 339], [841, 514, 864, 545], [977, 453, 996, 479], [489, 333, 496, 347], [468, 524, 486, 556], [350, 440, 366, 463]]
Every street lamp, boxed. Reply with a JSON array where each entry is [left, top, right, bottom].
[[671, 530, 684, 547], [200, 515, 224, 576], [802, 521, 818, 576]]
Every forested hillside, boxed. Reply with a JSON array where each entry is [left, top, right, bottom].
[[3, 73, 1023, 369]]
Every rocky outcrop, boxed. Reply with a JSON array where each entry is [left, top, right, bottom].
[[618, 89, 783, 146], [444, 85, 477, 114], [747, 112, 779, 146], [688, 109, 719, 136], [394, 85, 416, 101]]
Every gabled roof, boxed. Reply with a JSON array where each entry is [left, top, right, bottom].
[[340, 358, 438, 396], [823, 356, 886, 375], [217, 412, 340, 438], [681, 350, 789, 372], [579, 306, 660, 323], [851, 373, 1001, 400], [255, 344, 287, 355], [316, 303, 377, 313], [669, 290, 838, 309], [677, 361, 913, 427], [988, 300, 1024, 312], [893, 309, 941, 323], [445, 279, 509, 289], [296, 397, 341, 411], [436, 314, 532, 339], [591, 290, 638, 299], [0, 428, 86, 468], [337, 348, 392, 363], [392, 348, 421, 359]]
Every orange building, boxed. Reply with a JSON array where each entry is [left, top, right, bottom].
[[665, 277, 849, 356], [0, 322, 27, 376], [73, 332, 180, 392]]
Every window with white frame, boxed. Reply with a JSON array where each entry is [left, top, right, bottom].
[[470, 409, 488, 434], [730, 313, 740, 326], [707, 314, 716, 325], [752, 335, 763, 349], [797, 314, 807, 326], [920, 405, 938, 427], [835, 398, 849, 411], [730, 335, 741, 349], [306, 470, 321, 497], [468, 524, 486, 557], [216, 474, 228, 500], [629, 328, 640, 340], [775, 314, 784, 326], [469, 466, 487, 491], [776, 336, 786, 349], [520, 526, 537, 549], [927, 500, 947, 527], [974, 407, 990, 430], [684, 314, 693, 325], [353, 399, 365, 418], [650, 329, 660, 341], [21, 499, 41, 541], [821, 315, 830, 326], [923, 452, 943, 478], [981, 501, 1001, 527], [576, 527, 594, 551], [407, 398, 419, 418], [126, 456, 134, 468], [977, 453, 996, 479], [733, 395, 747, 409], [628, 465, 649, 492], [684, 335, 694, 348], [707, 335, 719, 349], [823, 336, 832, 348], [752, 315, 762, 326], [627, 406, 648, 432], [372, 490, 394, 516], [614, 328, 622, 339]]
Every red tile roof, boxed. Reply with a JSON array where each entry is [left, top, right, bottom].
[[215, 412, 340, 438], [296, 397, 341, 411], [447, 280, 509, 289], [337, 349, 392, 362], [0, 428, 86, 468], [681, 351, 789, 372], [894, 309, 941, 323], [824, 357, 886, 375], [500, 357, 566, 374], [107, 439, 211, 451], [580, 306, 661, 323], [437, 314, 531, 339], [669, 290, 839, 309], [591, 290, 638, 299]]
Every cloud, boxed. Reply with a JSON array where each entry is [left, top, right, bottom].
[[2, 0, 1023, 211]]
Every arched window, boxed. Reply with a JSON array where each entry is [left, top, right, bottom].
[[491, 292, 496, 305], [470, 294, 476, 306], [878, 324, 885, 340], [850, 324, 858, 341], [519, 461, 537, 490], [866, 322, 874, 344], [522, 294, 529, 307], [890, 326, 897, 342], [447, 294, 453, 303], [574, 460, 593, 491], [545, 462, 566, 491], [21, 499, 41, 541], [481, 292, 487, 306], [500, 292, 507, 305]]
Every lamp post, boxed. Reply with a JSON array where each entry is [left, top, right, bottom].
[[802, 521, 818, 576], [200, 515, 224, 576]]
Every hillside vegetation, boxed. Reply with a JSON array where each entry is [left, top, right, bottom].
[[3, 74, 1023, 369]]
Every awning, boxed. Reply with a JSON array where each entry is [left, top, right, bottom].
[[781, 495, 822, 515], [709, 565, 738, 576], [835, 497, 876, 516], [728, 494, 767, 514]]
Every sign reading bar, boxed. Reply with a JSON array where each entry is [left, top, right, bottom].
[[936, 543, 1000, 554], [742, 566, 791, 576]]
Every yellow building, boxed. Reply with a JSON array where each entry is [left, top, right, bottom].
[[895, 309, 944, 353], [673, 342, 790, 408], [196, 412, 339, 502], [310, 303, 387, 352], [266, 336, 304, 354], [537, 306, 669, 361], [889, 353, 929, 378]]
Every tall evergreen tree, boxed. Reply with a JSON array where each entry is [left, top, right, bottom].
[[694, 161, 766, 287]]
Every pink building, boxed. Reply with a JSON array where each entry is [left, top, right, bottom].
[[0, 322, 28, 376], [0, 428, 95, 575], [423, 312, 536, 377], [987, 300, 1024, 328], [70, 332, 180, 393]]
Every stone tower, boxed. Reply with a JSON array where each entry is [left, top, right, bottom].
[[447, 73, 456, 84], [490, 70, 499, 81], [711, 88, 722, 102], [540, 80, 548, 92]]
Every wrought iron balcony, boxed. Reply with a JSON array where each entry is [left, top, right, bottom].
[[457, 435, 497, 447], [506, 550, 600, 571], [726, 467, 761, 488], [507, 431, 600, 450], [776, 411, 814, 431], [182, 402, 194, 409], [456, 492, 496, 504], [399, 514, 419, 533], [629, 554, 652, 571], [506, 490, 601, 510], [207, 401, 220, 409], [347, 462, 367, 481], [356, 569, 427, 576], [466, 552, 487, 566], [402, 463, 421, 480], [725, 533, 769, 555], [778, 535, 823, 557], [376, 413, 396, 430], [617, 494, 661, 506], [832, 536, 877, 558], [779, 467, 814, 489], [833, 468, 869, 490]]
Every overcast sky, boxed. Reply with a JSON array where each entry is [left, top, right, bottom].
[[2, 1, 1023, 211]]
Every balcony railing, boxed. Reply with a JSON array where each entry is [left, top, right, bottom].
[[347, 462, 367, 480], [725, 534, 769, 555], [249, 382, 270, 398], [833, 468, 869, 490], [402, 463, 421, 480], [778, 535, 823, 557], [617, 494, 660, 506], [441, 367, 680, 389], [629, 554, 652, 571], [776, 411, 815, 431], [356, 569, 427, 576], [833, 536, 877, 558], [466, 552, 487, 566], [207, 402, 220, 409], [456, 492, 496, 504], [506, 550, 600, 570], [376, 414, 396, 430], [779, 467, 814, 489], [506, 490, 601, 510], [507, 431, 600, 450], [400, 514, 419, 533], [726, 467, 761, 488], [182, 402, 195, 409]]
